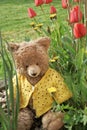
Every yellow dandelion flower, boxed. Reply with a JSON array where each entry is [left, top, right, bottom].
[[53, 56, 59, 60], [30, 22, 35, 27], [34, 27, 38, 30], [49, 59, 56, 63], [49, 56, 59, 63], [47, 87, 57, 93], [50, 14, 57, 19], [30, 22, 35, 26], [36, 23, 43, 28]]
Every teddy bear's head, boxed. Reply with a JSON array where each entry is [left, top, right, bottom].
[[9, 37, 50, 85]]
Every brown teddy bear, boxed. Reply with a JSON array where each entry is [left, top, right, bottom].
[[9, 37, 72, 130]]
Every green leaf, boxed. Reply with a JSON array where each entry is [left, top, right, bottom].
[[0, 106, 9, 129], [0, 33, 19, 130], [61, 36, 75, 55], [74, 48, 84, 70], [82, 115, 87, 125]]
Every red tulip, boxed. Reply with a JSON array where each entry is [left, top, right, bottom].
[[50, 6, 57, 14], [28, 8, 37, 18], [73, 23, 87, 38], [44, 0, 53, 4], [74, 0, 80, 2], [35, 0, 44, 6], [62, 0, 68, 9], [69, 6, 82, 23]]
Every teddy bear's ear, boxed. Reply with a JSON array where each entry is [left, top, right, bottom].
[[36, 37, 50, 51], [8, 43, 20, 52]]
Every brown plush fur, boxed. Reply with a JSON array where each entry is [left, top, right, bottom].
[[10, 37, 49, 85], [9, 37, 64, 130], [42, 111, 64, 130], [17, 108, 34, 130]]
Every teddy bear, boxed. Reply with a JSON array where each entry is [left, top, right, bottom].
[[9, 37, 72, 130]]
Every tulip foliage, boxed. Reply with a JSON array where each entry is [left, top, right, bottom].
[[27, 0, 87, 129]]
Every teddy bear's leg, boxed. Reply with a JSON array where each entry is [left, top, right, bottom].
[[42, 111, 64, 130], [17, 108, 34, 130]]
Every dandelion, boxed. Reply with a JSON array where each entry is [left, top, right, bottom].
[[47, 87, 57, 93], [36, 23, 43, 28], [50, 14, 57, 20], [34, 27, 39, 30], [49, 56, 59, 63], [30, 22, 36, 27]]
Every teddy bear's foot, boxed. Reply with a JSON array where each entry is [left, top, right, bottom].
[[42, 111, 64, 130], [17, 108, 34, 130]]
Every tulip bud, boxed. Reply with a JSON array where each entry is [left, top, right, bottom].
[[28, 8, 37, 18], [35, 0, 44, 6], [50, 6, 57, 14], [44, 0, 53, 4], [73, 23, 87, 38], [69, 6, 82, 23], [74, 0, 80, 2], [62, 0, 68, 9]]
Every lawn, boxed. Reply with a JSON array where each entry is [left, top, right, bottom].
[[0, 0, 67, 42]]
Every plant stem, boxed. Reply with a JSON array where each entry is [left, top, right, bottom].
[[33, 17, 38, 24], [84, 0, 87, 28], [40, 5, 46, 16], [84, 0, 87, 48]]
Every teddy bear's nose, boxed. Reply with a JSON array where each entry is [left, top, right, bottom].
[[27, 65, 41, 77], [30, 71, 38, 77], [31, 72, 37, 76]]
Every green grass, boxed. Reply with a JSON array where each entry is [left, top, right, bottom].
[[0, 0, 67, 42]]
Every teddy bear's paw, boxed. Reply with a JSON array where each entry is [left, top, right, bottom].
[[17, 108, 34, 130], [42, 111, 64, 130], [47, 118, 64, 130]]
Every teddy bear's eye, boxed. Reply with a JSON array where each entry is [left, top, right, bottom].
[[26, 65, 28, 68], [36, 63, 39, 65]]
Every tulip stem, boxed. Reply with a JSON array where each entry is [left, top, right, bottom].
[[84, 0, 87, 48], [67, 0, 70, 21], [40, 5, 46, 16], [84, 0, 87, 27], [40, 5, 51, 35], [33, 17, 38, 24]]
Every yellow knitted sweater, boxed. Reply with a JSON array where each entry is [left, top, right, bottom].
[[13, 68, 72, 117]]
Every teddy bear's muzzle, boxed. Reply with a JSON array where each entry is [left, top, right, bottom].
[[27, 65, 41, 78]]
